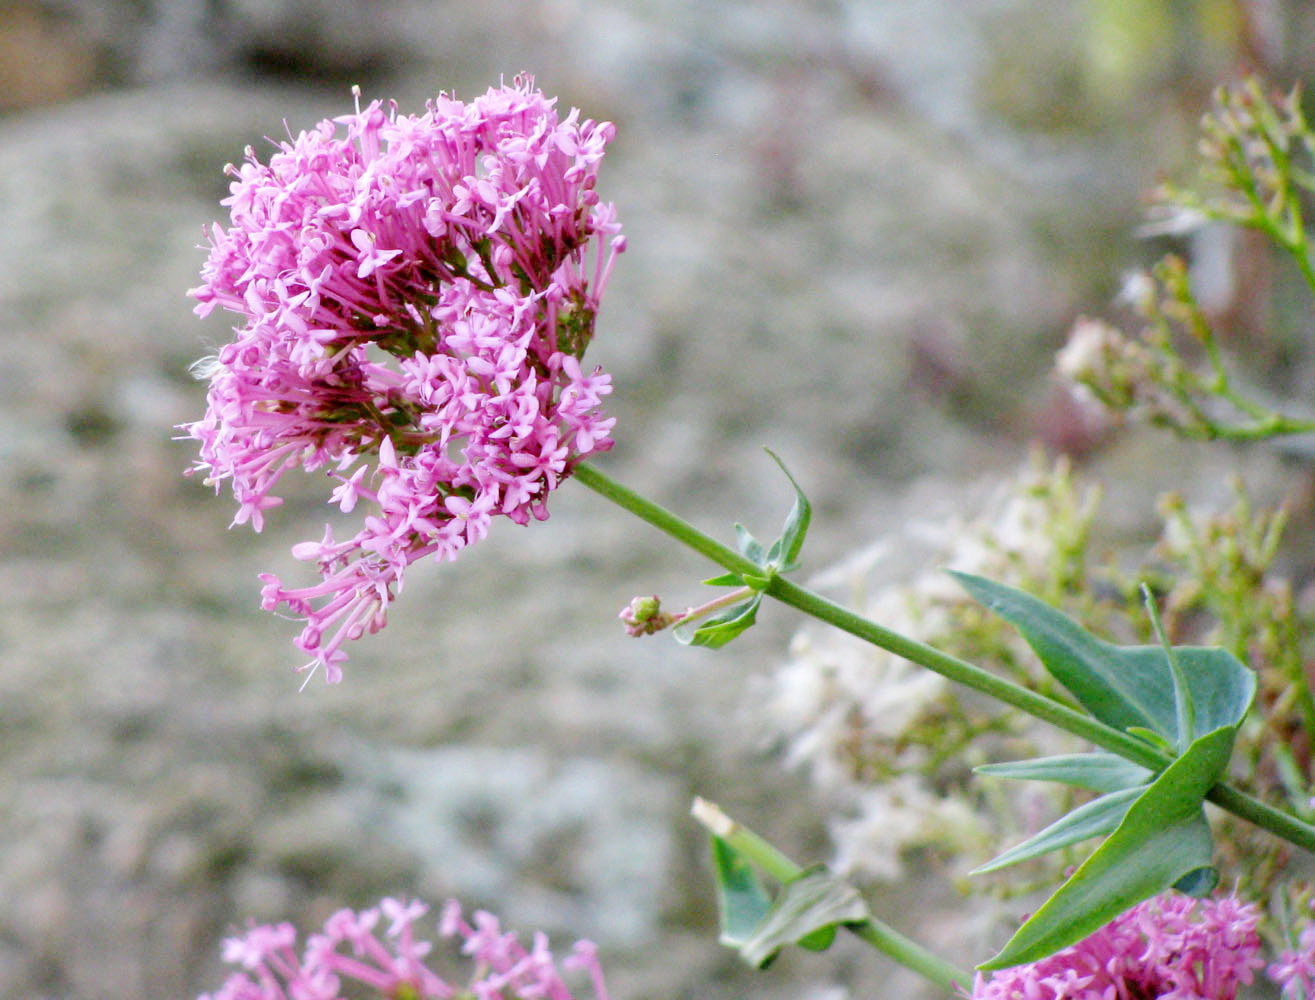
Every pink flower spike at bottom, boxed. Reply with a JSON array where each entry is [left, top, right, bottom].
[[184, 75, 623, 683], [971, 892, 1264, 1000], [1269, 896, 1315, 1000], [198, 897, 609, 1000]]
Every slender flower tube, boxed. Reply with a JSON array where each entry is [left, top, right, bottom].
[[185, 76, 624, 682], [198, 897, 610, 1000]]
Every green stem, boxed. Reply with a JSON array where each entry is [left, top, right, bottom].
[[764, 574, 1168, 769], [691, 796, 801, 882], [1187, 412, 1315, 441], [571, 461, 1315, 853], [691, 797, 972, 994], [571, 462, 762, 578]]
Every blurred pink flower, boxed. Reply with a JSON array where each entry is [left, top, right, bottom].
[[185, 76, 624, 682], [199, 897, 610, 1000], [1269, 896, 1315, 1000], [972, 892, 1264, 1000]]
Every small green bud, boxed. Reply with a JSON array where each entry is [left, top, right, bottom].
[[620, 594, 673, 636]]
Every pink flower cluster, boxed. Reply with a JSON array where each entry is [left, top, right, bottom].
[[199, 897, 610, 1000], [971, 893, 1264, 1000], [185, 76, 624, 682], [1269, 896, 1315, 999]]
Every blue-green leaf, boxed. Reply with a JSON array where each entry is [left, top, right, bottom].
[[975, 753, 1154, 793], [971, 786, 1143, 874], [1126, 726, 1175, 753], [674, 593, 762, 648], [702, 572, 746, 587], [737, 867, 870, 968], [764, 449, 811, 571], [950, 572, 1255, 744], [979, 725, 1233, 970], [1117, 646, 1256, 739], [709, 835, 772, 950], [1142, 584, 1194, 755], [735, 523, 765, 564]]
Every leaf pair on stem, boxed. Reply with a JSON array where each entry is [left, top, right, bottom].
[[674, 450, 811, 648], [576, 455, 1287, 982], [957, 575, 1255, 968], [707, 572, 1255, 975]]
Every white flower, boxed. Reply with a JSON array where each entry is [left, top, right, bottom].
[[1056, 317, 1117, 383], [830, 775, 985, 881], [761, 457, 1095, 882]]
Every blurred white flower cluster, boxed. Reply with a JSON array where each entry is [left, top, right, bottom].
[[762, 455, 1098, 883]]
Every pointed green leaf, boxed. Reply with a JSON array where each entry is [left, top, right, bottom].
[[1117, 646, 1256, 739], [951, 573, 1255, 744], [951, 571, 1161, 734], [735, 523, 765, 564], [979, 725, 1234, 970], [981, 809, 1216, 969], [971, 786, 1143, 874], [1162, 646, 1256, 735], [1126, 726, 1175, 753], [709, 835, 772, 949], [764, 448, 812, 571], [702, 572, 746, 587], [674, 594, 762, 648], [1142, 584, 1194, 755], [737, 867, 870, 968], [975, 753, 1154, 793]]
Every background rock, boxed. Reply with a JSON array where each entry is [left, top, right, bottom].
[[2, 2, 1314, 998]]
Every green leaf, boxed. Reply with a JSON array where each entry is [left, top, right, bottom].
[[764, 449, 812, 571], [979, 725, 1234, 970], [950, 572, 1256, 744], [1162, 647, 1256, 734], [975, 752, 1154, 793], [971, 786, 1143, 874], [735, 523, 765, 564], [702, 572, 746, 587], [737, 867, 871, 968], [951, 571, 1156, 732], [674, 594, 763, 648], [709, 835, 772, 949], [1126, 726, 1174, 753], [1142, 583, 1194, 755]]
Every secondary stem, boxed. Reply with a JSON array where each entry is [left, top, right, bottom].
[[677, 585, 755, 626], [571, 461, 1315, 854]]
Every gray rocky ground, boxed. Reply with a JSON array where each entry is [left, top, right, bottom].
[[3, 2, 1313, 998]]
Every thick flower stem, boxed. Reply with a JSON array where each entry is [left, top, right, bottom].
[[691, 797, 973, 995], [571, 462, 763, 578], [571, 461, 1315, 854]]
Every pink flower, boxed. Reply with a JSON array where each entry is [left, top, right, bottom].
[[971, 892, 1264, 1000], [1269, 897, 1315, 1000], [184, 76, 625, 682], [198, 897, 610, 1000]]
